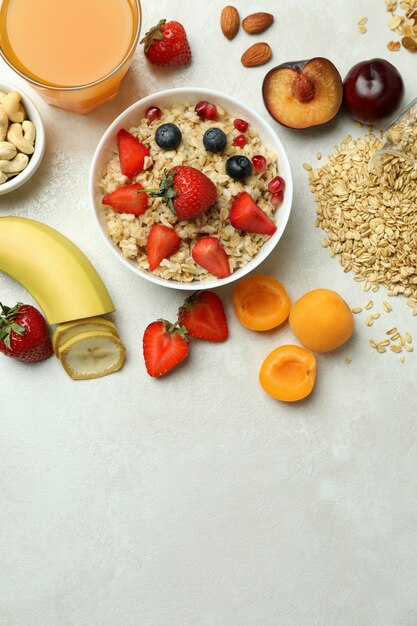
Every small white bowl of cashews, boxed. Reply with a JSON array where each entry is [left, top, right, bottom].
[[0, 79, 45, 195]]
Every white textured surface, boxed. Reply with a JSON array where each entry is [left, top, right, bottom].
[[1, 1, 417, 625]]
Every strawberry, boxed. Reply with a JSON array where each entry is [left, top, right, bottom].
[[147, 224, 181, 271], [192, 237, 231, 279], [0, 303, 53, 363], [141, 19, 191, 67], [178, 291, 228, 342], [230, 192, 277, 236], [148, 167, 217, 221], [143, 320, 189, 377], [117, 129, 150, 177], [102, 183, 149, 215]]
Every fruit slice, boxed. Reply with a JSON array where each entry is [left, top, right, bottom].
[[178, 291, 228, 341], [230, 192, 277, 236], [102, 183, 149, 216], [259, 344, 316, 402], [143, 320, 189, 377], [117, 129, 150, 177], [58, 329, 125, 380], [233, 275, 291, 331], [52, 316, 118, 354], [262, 57, 343, 129], [192, 237, 231, 278], [147, 224, 180, 272]]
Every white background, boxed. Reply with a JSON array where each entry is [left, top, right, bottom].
[[1, 1, 417, 624]]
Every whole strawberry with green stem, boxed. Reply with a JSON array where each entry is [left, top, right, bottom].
[[141, 19, 191, 67], [144, 167, 217, 221], [0, 303, 53, 362]]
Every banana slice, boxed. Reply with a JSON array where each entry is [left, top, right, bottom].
[[58, 329, 126, 380], [52, 316, 118, 354]]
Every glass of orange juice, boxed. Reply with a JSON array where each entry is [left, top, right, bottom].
[[0, 0, 141, 114]]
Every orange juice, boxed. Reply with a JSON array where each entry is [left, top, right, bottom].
[[0, 0, 141, 113]]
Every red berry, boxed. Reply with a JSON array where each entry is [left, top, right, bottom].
[[268, 176, 286, 194], [271, 191, 284, 206], [145, 106, 161, 122], [205, 103, 217, 120], [195, 101, 217, 120], [252, 155, 267, 174], [195, 101, 208, 118], [233, 134, 247, 148], [233, 118, 249, 132]]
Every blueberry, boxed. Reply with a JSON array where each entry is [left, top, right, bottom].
[[203, 127, 227, 153], [155, 123, 182, 150], [226, 155, 253, 180]]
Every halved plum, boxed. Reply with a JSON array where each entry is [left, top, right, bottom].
[[262, 57, 343, 129]]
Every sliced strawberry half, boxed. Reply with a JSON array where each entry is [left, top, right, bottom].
[[143, 320, 189, 377], [192, 237, 231, 279], [178, 291, 228, 342], [117, 128, 150, 177], [147, 224, 181, 272], [230, 191, 277, 236], [102, 183, 149, 215]]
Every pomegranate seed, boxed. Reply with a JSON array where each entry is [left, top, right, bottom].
[[268, 176, 286, 194], [233, 134, 247, 148], [195, 100, 208, 118], [195, 101, 217, 120], [252, 155, 267, 174], [233, 118, 249, 132], [204, 103, 218, 120], [271, 191, 284, 206], [145, 106, 161, 122]]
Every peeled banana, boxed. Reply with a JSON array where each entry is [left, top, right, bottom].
[[0, 216, 114, 324], [58, 329, 126, 380], [52, 316, 118, 354]]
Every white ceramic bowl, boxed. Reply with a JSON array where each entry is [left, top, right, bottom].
[[0, 80, 45, 195], [89, 87, 293, 290]]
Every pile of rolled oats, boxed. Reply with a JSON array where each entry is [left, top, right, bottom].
[[386, 0, 417, 52]]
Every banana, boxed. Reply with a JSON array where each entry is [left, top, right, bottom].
[[0, 217, 114, 324], [58, 329, 126, 380], [52, 316, 118, 354]]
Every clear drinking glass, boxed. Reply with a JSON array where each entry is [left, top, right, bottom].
[[0, 0, 141, 114], [370, 98, 417, 172]]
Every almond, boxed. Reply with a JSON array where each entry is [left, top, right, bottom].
[[241, 42, 272, 67], [242, 12, 274, 34], [221, 6, 240, 40]]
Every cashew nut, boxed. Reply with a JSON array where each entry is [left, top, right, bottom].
[[7, 123, 34, 155], [3, 91, 24, 123], [22, 120, 35, 143], [0, 171, 8, 184], [0, 91, 7, 104], [0, 141, 17, 160], [0, 153, 29, 174], [0, 108, 8, 142]]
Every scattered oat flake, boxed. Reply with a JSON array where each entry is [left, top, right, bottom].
[[316, 152, 322, 160], [303, 163, 312, 171], [382, 300, 392, 313], [366, 316, 374, 326], [345, 357, 352, 364], [352, 306, 363, 314], [387, 40, 401, 50], [402, 35, 417, 50], [404, 343, 414, 352], [364, 300, 373, 310], [387, 326, 397, 335], [405, 331, 412, 343], [370, 339, 378, 348], [390, 344, 403, 353], [358, 25, 367, 33], [400, 356, 405, 363], [358, 17, 368, 25], [371, 312, 380, 319]]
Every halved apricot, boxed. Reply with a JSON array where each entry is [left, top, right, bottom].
[[233, 275, 291, 331], [259, 344, 316, 402], [289, 288, 354, 353]]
